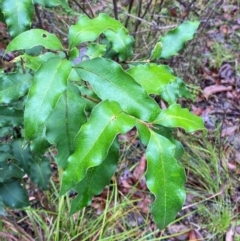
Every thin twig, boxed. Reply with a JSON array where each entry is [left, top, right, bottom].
[[124, 0, 135, 28], [72, 0, 92, 18], [122, 12, 177, 30], [112, 0, 118, 20]]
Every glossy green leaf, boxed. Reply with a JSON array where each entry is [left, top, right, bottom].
[[5, 29, 63, 54], [0, 0, 34, 37], [0, 107, 23, 127], [75, 58, 160, 121], [153, 104, 205, 133], [29, 158, 51, 190], [161, 78, 193, 104], [154, 125, 184, 159], [70, 140, 119, 214], [0, 162, 24, 182], [60, 100, 135, 194], [11, 139, 32, 172], [24, 57, 71, 141], [104, 28, 134, 61], [159, 21, 200, 59], [46, 83, 87, 169], [127, 64, 176, 95], [69, 13, 129, 51], [87, 44, 106, 59], [21, 52, 58, 71], [146, 131, 186, 229], [0, 73, 32, 104], [136, 121, 150, 146], [0, 180, 29, 208], [150, 42, 162, 60]]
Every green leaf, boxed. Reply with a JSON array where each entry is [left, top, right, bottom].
[[161, 78, 193, 104], [150, 42, 162, 60], [159, 21, 200, 59], [0, 73, 32, 104], [33, 0, 61, 7], [86, 44, 106, 59], [154, 125, 184, 159], [0, 9, 6, 23], [69, 13, 129, 51], [75, 58, 160, 121], [127, 63, 176, 95], [0, 106, 23, 127], [70, 140, 119, 214], [0, 0, 34, 37], [11, 139, 32, 172], [0, 180, 29, 208], [60, 100, 135, 194], [145, 131, 186, 229], [0, 144, 13, 162], [46, 83, 87, 169], [21, 52, 60, 71], [29, 158, 51, 190], [0, 127, 13, 137], [5, 29, 63, 54], [153, 104, 205, 133], [78, 85, 100, 111], [104, 28, 134, 61], [34, 0, 73, 14], [136, 121, 150, 146], [24, 57, 71, 141], [0, 162, 24, 182]]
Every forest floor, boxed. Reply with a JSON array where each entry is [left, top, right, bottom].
[[0, 0, 240, 240]]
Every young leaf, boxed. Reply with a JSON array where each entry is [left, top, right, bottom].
[[21, 52, 59, 71], [150, 42, 162, 60], [46, 83, 87, 169], [146, 131, 186, 229], [29, 158, 51, 190], [69, 13, 129, 51], [153, 104, 205, 133], [0, 0, 34, 37], [104, 28, 134, 61], [0, 73, 32, 104], [161, 78, 193, 104], [0, 180, 29, 208], [159, 21, 200, 59], [24, 57, 71, 141], [75, 58, 160, 121], [11, 139, 32, 172], [5, 29, 63, 54], [60, 100, 135, 194], [86, 44, 106, 59], [70, 140, 119, 214], [127, 64, 176, 95], [0, 107, 23, 127]]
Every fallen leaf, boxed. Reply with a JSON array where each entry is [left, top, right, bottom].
[[203, 85, 232, 99]]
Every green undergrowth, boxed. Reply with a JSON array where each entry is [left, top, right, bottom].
[[180, 128, 238, 240]]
